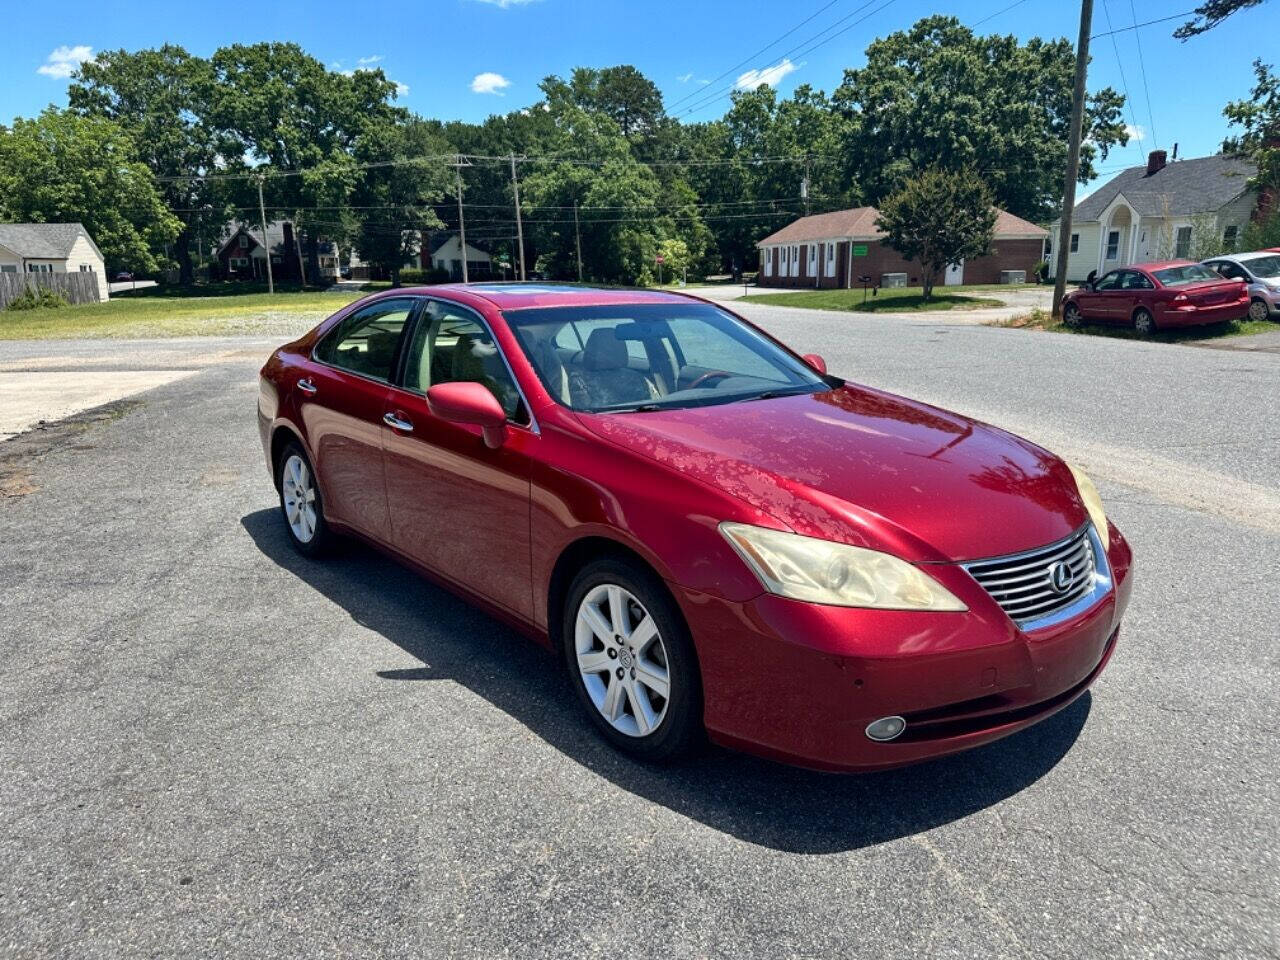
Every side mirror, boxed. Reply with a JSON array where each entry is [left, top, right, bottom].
[[802, 353, 828, 375], [427, 381, 508, 449]]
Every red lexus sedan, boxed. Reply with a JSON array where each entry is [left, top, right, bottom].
[[258, 284, 1133, 771], [1062, 260, 1249, 334]]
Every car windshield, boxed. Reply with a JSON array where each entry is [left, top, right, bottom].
[[1241, 255, 1280, 279], [504, 302, 828, 413], [1153, 264, 1222, 286]]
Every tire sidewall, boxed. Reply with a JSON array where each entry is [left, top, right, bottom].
[[561, 557, 702, 761], [1134, 309, 1155, 335], [276, 441, 330, 557]]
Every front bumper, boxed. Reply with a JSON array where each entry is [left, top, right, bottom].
[[679, 525, 1133, 772]]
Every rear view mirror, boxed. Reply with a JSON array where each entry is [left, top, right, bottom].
[[427, 381, 507, 449]]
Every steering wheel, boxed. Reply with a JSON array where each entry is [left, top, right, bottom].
[[688, 370, 733, 390]]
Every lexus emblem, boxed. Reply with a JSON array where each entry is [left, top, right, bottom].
[[1049, 561, 1074, 594]]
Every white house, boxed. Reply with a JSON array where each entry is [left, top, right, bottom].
[[425, 233, 492, 280], [1048, 151, 1259, 281], [0, 223, 109, 301]]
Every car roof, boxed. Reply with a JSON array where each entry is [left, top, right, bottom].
[[1128, 260, 1197, 271], [1230, 251, 1278, 262], [393, 282, 706, 311]]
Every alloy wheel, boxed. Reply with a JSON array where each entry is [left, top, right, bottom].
[[574, 584, 671, 738], [281, 453, 318, 543], [1249, 299, 1269, 323], [1134, 310, 1155, 335], [1063, 304, 1081, 327]]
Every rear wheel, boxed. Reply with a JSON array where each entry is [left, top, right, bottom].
[[1133, 308, 1156, 336], [562, 557, 701, 762], [276, 442, 332, 557], [1063, 303, 1082, 328], [1249, 298, 1271, 323]]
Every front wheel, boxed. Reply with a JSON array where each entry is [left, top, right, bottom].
[[1248, 298, 1271, 323], [563, 558, 702, 762], [1063, 303, 1082, 328], [1133, 308, 1156, 336]]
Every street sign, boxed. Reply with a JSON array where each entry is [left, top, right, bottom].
[[852, 245, 868, 257]]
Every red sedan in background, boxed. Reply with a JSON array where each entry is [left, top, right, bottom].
[[258, 284, 1133, 771], [1062, 260, 1249, 335]]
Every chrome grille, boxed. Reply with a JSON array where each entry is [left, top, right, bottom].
[[965, 526, 1097, 626]]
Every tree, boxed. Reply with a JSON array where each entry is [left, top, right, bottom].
[[1223, 59, 1280, 202], [69, 45, 236, 283], [875, 168, 997, 300], [832, 16, 1129, 221], [349, 118, 452, 284], [1175, 0, 1269, 38], [0, 109, 180, 272], [657, 237, 691, 284]]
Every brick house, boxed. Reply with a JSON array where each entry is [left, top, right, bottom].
[[214, 221, 340, 283], [756, 206, 1048, 289]]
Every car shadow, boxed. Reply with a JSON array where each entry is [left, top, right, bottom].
[[242, 509, 1089, 854]]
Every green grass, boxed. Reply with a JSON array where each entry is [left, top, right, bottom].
[[740, 285, 1009, 312], [0, 287, 373, 340], [996, 308, 1280, 342]]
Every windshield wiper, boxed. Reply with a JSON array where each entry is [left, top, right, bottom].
[[601, 402, 664, 414], [743, 387, 817, 402]]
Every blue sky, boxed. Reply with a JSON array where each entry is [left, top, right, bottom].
[[1, 0, 1276, 195]]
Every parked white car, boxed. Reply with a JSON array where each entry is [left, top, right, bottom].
[[1202, 252, 1280, 322]]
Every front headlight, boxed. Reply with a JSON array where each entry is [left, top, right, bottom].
[[719, 523, 967, 611], [1067, 463, 1110, 551]]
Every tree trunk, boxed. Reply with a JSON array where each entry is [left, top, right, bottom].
[[922, 272, 934, 301], [175, 224, 195, 285], [306, 230, 321, 287]]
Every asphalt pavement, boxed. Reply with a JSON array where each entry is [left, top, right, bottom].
[[0, 309, 1276, 959]]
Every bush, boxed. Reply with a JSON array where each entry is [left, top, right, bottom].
[[4, 287, 70, 311], [397, 267, 451, 286], [1034, 259, 1050, 283]]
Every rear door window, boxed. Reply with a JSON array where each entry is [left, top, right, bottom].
[[315, 298, 417, 382]]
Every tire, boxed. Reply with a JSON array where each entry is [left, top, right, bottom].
[[562, 557, 702, 762], [1063, 303, 1082, 328], [275, 441, 332, 557], [1133, 308, 1156, 336], [1248, 298, 1271, 323]]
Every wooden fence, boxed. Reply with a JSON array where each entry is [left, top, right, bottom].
[[0, 271, 103, 309]]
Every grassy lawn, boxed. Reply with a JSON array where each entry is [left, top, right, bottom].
[[996, 308, 1280, 342], [740, 285, 1018, 312], [0, 286, 378, 340]]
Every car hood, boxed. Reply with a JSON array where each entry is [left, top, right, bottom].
[[576, 384, 1088, 563]]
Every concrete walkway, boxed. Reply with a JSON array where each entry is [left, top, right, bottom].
[[687, 283, 1053, 324]]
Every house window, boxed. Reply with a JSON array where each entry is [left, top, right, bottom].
[[0, 265, 16, 274], [27, 263, 53, 273], [1175, 226, 1192, 259], [79, 264, 93, 272], [763, 250, 772, 277], [1223, 225, 1239, 250], [1070, 233, 1079, 253], [1105, 231, 1120, 260], [825, 242, 836, 277], [230, 257, 249, 269], [238, 235, 249, 249], [808, 244, 817, 274], [271, 255, 282, 264]]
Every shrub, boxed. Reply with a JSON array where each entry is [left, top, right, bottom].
[[4, 287, 70, 311], [397, 267, 450, 286]]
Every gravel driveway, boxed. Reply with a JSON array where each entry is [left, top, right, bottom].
[[0, 313, 1276, 959]]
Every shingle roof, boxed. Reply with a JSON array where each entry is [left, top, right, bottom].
[[216, 220, 336, 257], [1073, 153, 1257, 221], [0, 223, 89, 259], [757, 205, 1047, 246]]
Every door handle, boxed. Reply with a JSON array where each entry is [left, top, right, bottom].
[[383, 412, 414, 432], [297, 377, 318, 396]]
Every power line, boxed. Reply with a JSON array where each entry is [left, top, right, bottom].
[[1090, 10, 1196, 39], [1128, 0, 1159, 151], [972, 0, 1030, 28], [1100, 0, 1146, 162], [664, 0, 850, 111]]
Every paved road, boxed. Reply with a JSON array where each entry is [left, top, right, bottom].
[[1, 312, 1277, 958]]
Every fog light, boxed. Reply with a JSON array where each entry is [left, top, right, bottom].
[[865, 716, 906, 742]]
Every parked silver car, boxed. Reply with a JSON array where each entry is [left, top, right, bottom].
[[1202, 252, 1280, 322]]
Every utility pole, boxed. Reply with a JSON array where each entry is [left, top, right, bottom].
[[802, 154, 811, 216], [1052, 0, 1094, 319], [573, 200, 583, 282], [256, 176, 274, 295], [509, 153, 527, 281], [449, 154, 470, 284]]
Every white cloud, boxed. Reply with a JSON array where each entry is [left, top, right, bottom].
[[734, 58, 800, 91], [357, 55, 383, 66], [37, 44, 93, 79], [471, 72, 511, 95], [676, 72, 693, 83], [393, 80, 410, 97], [468, 0, 539, 7], [1124, 123, 1145, 142]]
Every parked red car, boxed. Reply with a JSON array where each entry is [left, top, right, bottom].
[[258, 285, 1133, 771], [1062, 260, 1249, 334]]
